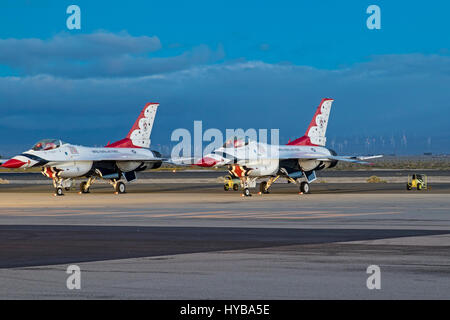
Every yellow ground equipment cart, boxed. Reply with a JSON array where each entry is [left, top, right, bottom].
[[406, 174, 428, 190], [224, 175, 240, 191]]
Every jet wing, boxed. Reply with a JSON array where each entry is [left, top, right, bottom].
[[326, 155, 383, 164], [276, 150, 382, 164], [24, 149, 164, 163]]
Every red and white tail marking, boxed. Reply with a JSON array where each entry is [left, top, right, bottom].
[[127, 103, 159, 148], [287, 98, 333, 147], [305, 98, 333, 146], [106, 102, 159, 148]]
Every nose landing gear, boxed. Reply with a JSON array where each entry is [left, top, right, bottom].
[[55, 187, 64, 196], [240, 177, 256, 197], [52, 177, 73, 196]]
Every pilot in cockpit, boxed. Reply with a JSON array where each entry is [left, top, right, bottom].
[[32, 139, 61, 151], [222, 136, 250, 149]]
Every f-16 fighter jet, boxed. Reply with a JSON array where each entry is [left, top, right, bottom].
[[1, 103, 163, 195], [195, 99, 382, 196]]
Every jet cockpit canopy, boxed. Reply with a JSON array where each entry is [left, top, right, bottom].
[[222, 136, 252, 149], [32, 139, 64, 151]]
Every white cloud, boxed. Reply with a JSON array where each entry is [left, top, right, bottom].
[[0, 32, 225, 78]]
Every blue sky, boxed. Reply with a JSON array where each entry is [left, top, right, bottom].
[[0, 0, 449, 155]]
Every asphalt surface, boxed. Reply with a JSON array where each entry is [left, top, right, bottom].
[[1, 182, 450, 195], [0, 171, 449, 299], [1, 225, 447, 269], [1, 170, 450, 195], [1, 169, 450, 181]]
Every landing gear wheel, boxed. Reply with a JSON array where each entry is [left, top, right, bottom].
[[115, 181, 126, 194], [80, 181, 90, 194], [243, 188, 251, 197], [233, 183, 239, 191], [55, 187, 64, 196], [300, 181, 310, 194], [259, 181, 269, 194]]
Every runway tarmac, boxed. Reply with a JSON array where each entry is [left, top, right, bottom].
[[0, 172, 449, 299], [2, 169, 450, 180]]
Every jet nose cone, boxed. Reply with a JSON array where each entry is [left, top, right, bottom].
[[1, 158, 27, 168], [195, 156, 217, 167]]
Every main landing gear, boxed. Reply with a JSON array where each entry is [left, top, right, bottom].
[[114, 181, 126, 194], [299, 181, 310, 194], [79, 177, 126, 194], [241, 175, 311, 197], [79, 176, 95, 194], [259, 176, 281, 195], [255, 176, 311, 196]]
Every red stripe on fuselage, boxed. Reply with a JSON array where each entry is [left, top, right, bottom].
[[105, 138, 141, 148], [286, 135, 319, 147]]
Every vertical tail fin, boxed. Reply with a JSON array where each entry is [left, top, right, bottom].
[[126, 103, 159, 148], [287, 98, 333, 147], [106, 102, 159, 148]]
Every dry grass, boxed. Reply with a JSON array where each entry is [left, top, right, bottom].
[[366, 176, 387, 183]]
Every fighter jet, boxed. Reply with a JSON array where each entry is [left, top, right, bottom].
[[1, 103, 163, 195], [195, 99, 382, 196]]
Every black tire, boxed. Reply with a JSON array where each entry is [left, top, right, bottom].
[[115, 182, 126, 194], [417, 183, 422, 191], [80, 181, 90, 193], [259, 181, 269, 194], [233, 183, 239, 191], [224, 184, 230, 191], [243, 188, 251, 197], [300, 181, 310, 194], [55, 187, 64, 196], [406, 184, 412, 190]]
